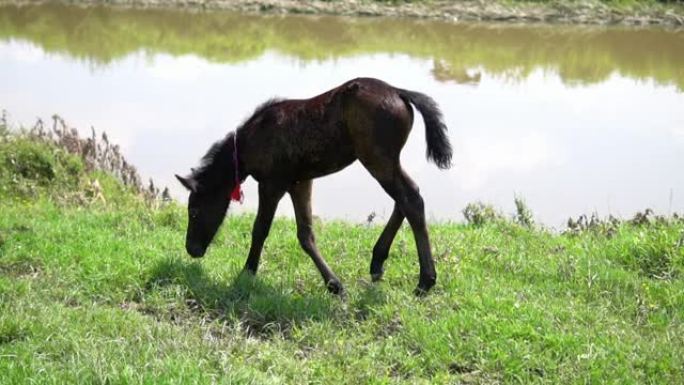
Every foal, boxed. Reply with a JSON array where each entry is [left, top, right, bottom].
[[176, 77, 452, 295]]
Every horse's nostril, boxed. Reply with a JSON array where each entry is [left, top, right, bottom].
[[186, 244, 206, 258]]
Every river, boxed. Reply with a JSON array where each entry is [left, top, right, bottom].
[[1, 3, 683, 226]]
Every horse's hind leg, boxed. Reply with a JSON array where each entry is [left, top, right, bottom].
[[370, 203, 404, 281], [289, 180, 344, 295], [362, 160, 436, 295]]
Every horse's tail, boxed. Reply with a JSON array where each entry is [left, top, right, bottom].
[[397, 88, 452, 169]]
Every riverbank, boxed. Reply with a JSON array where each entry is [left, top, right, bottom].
[[2, 114, 684, 384], [3, 0, 684, 26]]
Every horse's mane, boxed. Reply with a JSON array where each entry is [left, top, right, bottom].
[[189, 97, 285, 188], [189, 132, 233, 188], [238, 97, 285, 128]]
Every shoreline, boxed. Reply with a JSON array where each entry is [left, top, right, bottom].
[[3, 0, 684, 27]]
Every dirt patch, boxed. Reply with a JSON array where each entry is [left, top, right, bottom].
[[448, 362, 477, 374], [0, 260, 42, 278], [0, 322, 29, 345], [3, 0, 683, 27]]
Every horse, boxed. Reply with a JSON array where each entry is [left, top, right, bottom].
[[175, 77, 452, 296]]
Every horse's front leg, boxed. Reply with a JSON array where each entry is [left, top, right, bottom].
[[289, 180, 344, 295], [243, 182, 286, 274]]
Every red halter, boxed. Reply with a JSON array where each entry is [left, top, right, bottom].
[[230, 133, 244, 203]]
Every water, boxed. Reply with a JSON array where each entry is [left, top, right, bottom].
[[1, 4, 683, 227]]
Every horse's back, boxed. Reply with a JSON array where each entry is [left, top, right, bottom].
[[244, 78, 414, 182]]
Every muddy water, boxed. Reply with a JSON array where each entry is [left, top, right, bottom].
[[1, 4, 683, 226]]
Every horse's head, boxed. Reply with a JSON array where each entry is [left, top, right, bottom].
[[175, 172, 232, 258], [176, 132, 243, 258]]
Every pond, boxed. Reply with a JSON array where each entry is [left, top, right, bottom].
[[1, 3, 683, 227]]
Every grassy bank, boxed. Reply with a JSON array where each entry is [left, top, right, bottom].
[[2, 0, 683, 26], [1, 119, 683, 384]]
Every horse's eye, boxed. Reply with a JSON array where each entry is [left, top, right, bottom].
[[189, 208, 199, 219]]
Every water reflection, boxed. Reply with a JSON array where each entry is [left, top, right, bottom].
[[1, 4, 683, 227], [1, 3, 683, 89]]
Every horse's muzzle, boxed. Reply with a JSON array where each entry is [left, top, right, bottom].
[[186, 243, 206, 258]]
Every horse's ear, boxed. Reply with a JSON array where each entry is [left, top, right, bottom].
[[175, 174, 198, 192]]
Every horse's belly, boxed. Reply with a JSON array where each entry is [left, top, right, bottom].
[[294, 145, 356, 180]]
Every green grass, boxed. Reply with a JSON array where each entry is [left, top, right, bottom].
[[1, 129, 683, 384]]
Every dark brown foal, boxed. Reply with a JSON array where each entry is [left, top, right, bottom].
[[176, 77, 452, 295]]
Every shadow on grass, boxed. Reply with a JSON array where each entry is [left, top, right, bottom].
[[143, 257, 387, 337]]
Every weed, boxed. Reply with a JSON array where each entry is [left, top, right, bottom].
[[0, 114, 168, 204], [462, 201, 505, 226], [513, 195, 534, 228]]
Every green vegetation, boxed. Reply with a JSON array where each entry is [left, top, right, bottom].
[[1, 3, 683, 90], [1, 117, 683, 384]]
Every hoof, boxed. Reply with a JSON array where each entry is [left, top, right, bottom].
[[414, 275, 436, 296], [242, 267, 257, 276], [413, 286, 429, 297], [370, 264, 384, 282], [326, 279, 345, 296]]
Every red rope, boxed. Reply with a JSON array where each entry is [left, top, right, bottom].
[[230, 133, 244, 203]]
